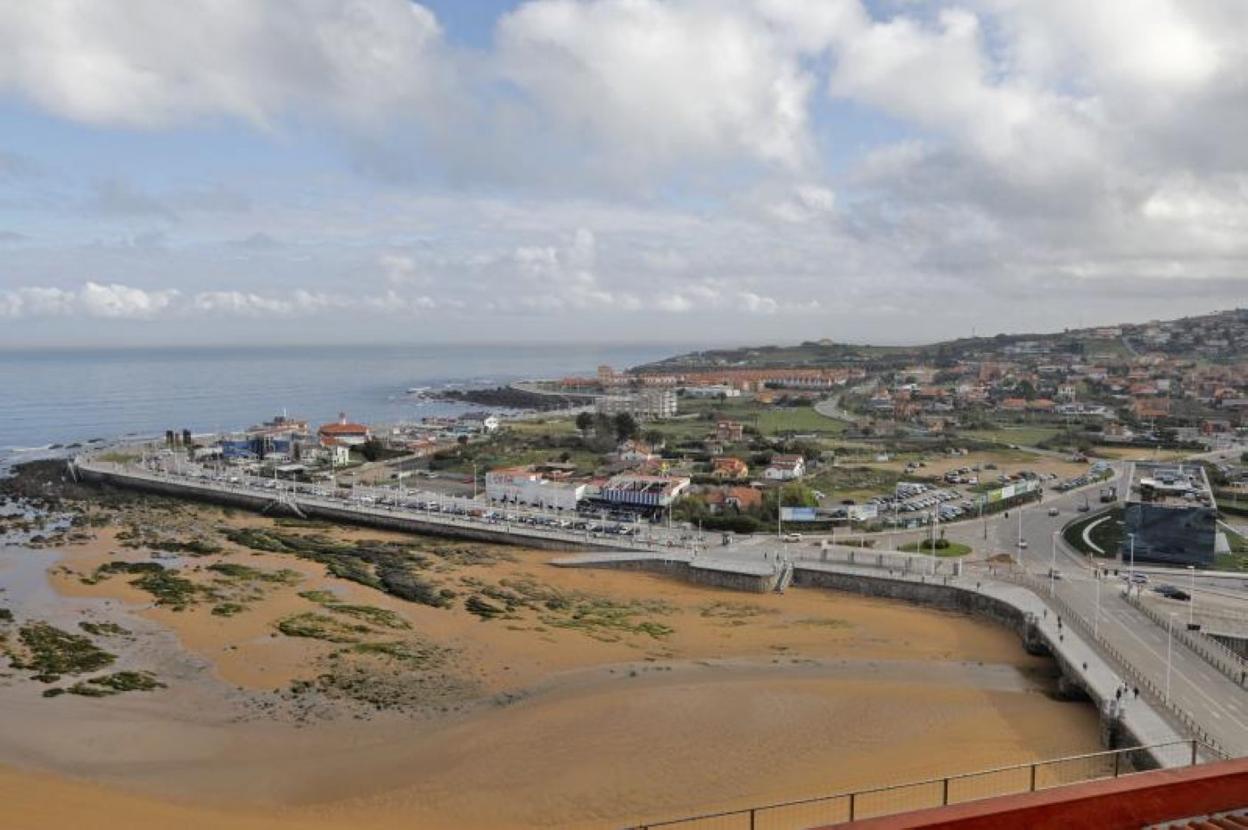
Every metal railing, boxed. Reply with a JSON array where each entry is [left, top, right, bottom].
[[1121, 589, 1248, 688], [997, 570, 1229, 759], [626, 741, 1211, 830]]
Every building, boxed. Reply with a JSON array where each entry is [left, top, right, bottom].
[[320, 441, 351, 467], [1123, 462, 1217, 567], [317, 413, 371, 446], [681, 384, 741, 398], [704, 485, 763, 514], [459, 412, 500, 433], [596, 474, 690, 510], [764, 454, 806, 480], [715, 419, 745, 442], [711, 456, 749, 480], [484, 466, 585, 511], [616, 440, 659, 463], [595, 388, 678, 420]]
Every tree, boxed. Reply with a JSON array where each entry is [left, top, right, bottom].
[[575, 411, 595, 433], [642, 429, 664, 447], [360, 437, 386, 462], [613, 412, 639, 442]]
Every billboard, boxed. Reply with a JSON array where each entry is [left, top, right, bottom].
[[980, 478, 1039, 506], [848, 504, 878, 521], [780, 507, 819, 522]]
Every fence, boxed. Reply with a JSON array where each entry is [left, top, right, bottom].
[[625, 741, 1210, 830], [1121, 589, 1248, 688], [997, 570, 1229, 759]]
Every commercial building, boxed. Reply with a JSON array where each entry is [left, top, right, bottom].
[[1123, 462, 1217, 567], [595, 388, 677, 420], [317, 413, 371, 446], [484, 466, 585, 511], [596, 474, 690, 510]]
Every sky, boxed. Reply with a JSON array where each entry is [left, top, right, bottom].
[[1, 0, 1247, 348]]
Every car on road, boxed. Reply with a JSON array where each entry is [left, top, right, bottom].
[[1017, 539, 1029, 549], [1047, 507, 1059, 517], [1154, 584, 1191, 601], [782, 533, 802, 542], [1122, 573, 1149, 584]]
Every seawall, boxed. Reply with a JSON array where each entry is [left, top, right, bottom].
[[76, 464, 625, 554]]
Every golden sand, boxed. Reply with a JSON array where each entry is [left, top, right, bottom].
[[1, 508, 1104, 829]]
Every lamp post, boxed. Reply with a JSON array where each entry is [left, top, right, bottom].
[[1187, 564, 1196, 628], [1049, 530, 1057, 596], [1094, 570, 1102, 639], [1127, 533, 1136, 591], [1166, 612, 1176, 703]]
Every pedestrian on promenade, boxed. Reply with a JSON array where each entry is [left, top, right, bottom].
[[1133, 686, 1139, 699]]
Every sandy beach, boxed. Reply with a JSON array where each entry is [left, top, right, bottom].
[[0, 494, 1105, 829]]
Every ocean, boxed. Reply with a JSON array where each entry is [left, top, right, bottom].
[[0, 342, 680, 468]]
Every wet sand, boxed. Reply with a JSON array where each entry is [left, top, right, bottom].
[[0, 505, 1105, 829]]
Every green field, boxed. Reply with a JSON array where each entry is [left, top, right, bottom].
[[899, 540, 972, 557], [962, 426, 1064, 448]]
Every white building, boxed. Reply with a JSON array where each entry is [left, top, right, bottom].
[[681, 384, 741, 398], [597, 474, 690, 509], [764, 454, 806, 481], [485, 467, 585, 511], [595, 388, 678, 420]]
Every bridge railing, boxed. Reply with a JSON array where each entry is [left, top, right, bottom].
[[997, 570, 1228, 759], [624, 741, 1210, 830], [1120, 589, 1247, 688]]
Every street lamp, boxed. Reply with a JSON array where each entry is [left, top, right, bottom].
[[1127, 533, 1136, 589], [1187, 564, 1196, 628], [1166, 612, 1176, 703], [1049, 530, 1057, 596], [1094, 571, 1101, 639]]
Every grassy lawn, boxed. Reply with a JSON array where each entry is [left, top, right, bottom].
[[899, 540, 973, 557], [961, 426, 1064, 447], [806, 465, 903, 503], [505, 418, 579, 437], [1062, 506, 1123, 558], [1215, 524, 1248, 570], [1091, 446, 1194, 462], [756, 407, 847, 436]]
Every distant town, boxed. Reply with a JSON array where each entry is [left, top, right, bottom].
[[128, 307, 1248, 571]]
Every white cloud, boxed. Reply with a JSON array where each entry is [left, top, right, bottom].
[[737, 291, 779, 314], [0, 0, 446, 129], [496, 0, 822, 174], [0, 282, 176, 318], [192, 291, 295, 316]]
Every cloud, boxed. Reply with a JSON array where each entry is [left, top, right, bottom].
[[495, 0, 823, 176], [0, 0, 447, 130], [78, 282, 178, 318], [4, 1, 1248, 345], [0, 282, 177, 319]]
